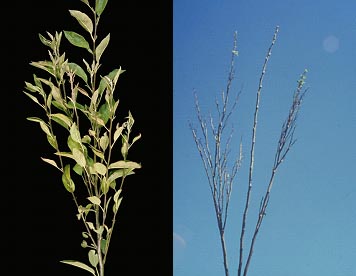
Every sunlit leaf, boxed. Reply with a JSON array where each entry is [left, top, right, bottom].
[[69, 10, 93, 34], [68, 135, 82, 152], [131, 133, 142, 145], [68, 62, 88, 83], [100, 177, 110, 194], [88, 250, 99, 268], [23, 92, 41, 106], [60, 260, 96, 276], [73, 148, 86, 167], [30, 60, 55, 76], [86, 222, 95, 231], [98, 102, 110, 124], [46, 134, 58, 150], [90, 146, 105, 160], [113, 125, 124, 143], [108, 160, 141, 169], [95, 33, 110, 62], [50, 113, 72, 129], [113, 194, 122, 213], [87, 196, 101, 205], [38, 33, 52, 47], [70, 123, 82, 144], [113, 66, 124, 86], [100, 239, 107, 254], [62, 164, 75, 193], [39, 121, 51, 136], [80, 0, 90, 5], [100, 133, 109, 151], [41, 157, 60, 170], [93, 162, 107, 175], [95, 0, 108, 16], [107, 169, 130, 183], [81, 240, 88, 248], [24, 81, 41, 93], [64, 31, 91, 52], [73, 163, 83, 175], [113, 189, 122, 205]]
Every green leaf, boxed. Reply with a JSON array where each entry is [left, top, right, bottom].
[[24, 81, 41, 93], [70, 123, 82, 144], [107, 169, 134, 183], [47, 134, 58, 150], [90, 146, 105, 160], [95, 0, 108, 16], [50, 85, 63, 103], [108, 160, 141, 170], [81, 0, 90, 5], [87, 196, 101, 205], [23, 92, 41, 106], [98, 68, 126, 94], [39, 121, 51, 136], [73, 163, 83, 175], [98, 102, 110, 124], [81, 240, 88, 248], [86, 222, 95, 231], [38, 33, 52, 47], [30, 60, 55, 76], [73, 148, 86, 167], [68, 62, 88, 83], [113, 125, 124, 143], [69, 10, 93, 34], [100, 239, 107, 254], [95, 33, 110, 62], [99, 133, 109, 151], [64, 31, 91, 52], [113, 189, 122, 205], [93, 163, 107, 175], [100, 178, 110, 194], [26, 116, 44, 124], [60, 260, 96, 276], [131, 133, 142, 145], [88, 250, 99, 268], [41, 157, 60, 170], [113, 190, 123, 213], [50, 113, 73, 129], [113, 66, 124, 87], [62, 164, 75, 193]]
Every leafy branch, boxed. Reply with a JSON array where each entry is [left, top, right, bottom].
[[22, 1, 141, 276]]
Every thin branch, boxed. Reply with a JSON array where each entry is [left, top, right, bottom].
[[189, 31, 242, 276], [242, 69, 308, 276], [237, 25, 279, 276]]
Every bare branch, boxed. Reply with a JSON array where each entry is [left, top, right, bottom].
[[190, 30, 242, 276], [238, 25, 279, 276], [242, 69, 308, 276]]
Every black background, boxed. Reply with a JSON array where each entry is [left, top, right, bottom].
[[4, 0, 172, 275]]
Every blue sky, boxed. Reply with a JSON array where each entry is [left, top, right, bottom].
[[173, 0, 356, 275]]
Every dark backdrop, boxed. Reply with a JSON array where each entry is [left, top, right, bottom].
[[3, 1, 172, 275]]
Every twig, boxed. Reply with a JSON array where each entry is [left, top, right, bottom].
[[237, 25, 279, 276]]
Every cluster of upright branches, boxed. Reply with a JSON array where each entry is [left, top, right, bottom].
[[22, 1, 141, 276], [190, 26, 308, 276], [190, 31, 242, 276]]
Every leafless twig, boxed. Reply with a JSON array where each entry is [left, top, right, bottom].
[[190, 31, 242, 276], [242, 69, 308, 276], [237, 25, 280, 276]]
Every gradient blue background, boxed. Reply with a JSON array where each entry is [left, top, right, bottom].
[[174, 0, 356, 275]]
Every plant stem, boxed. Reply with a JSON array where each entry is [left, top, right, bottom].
[[237, 25, 279, 276]]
